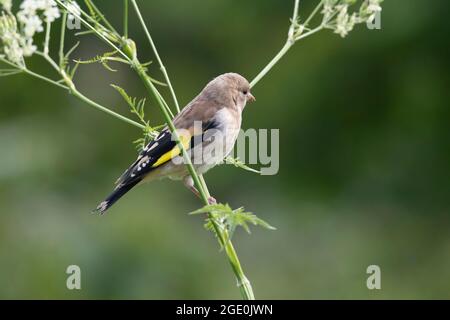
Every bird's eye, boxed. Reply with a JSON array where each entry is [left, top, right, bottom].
[[243, 90, 248, 95]]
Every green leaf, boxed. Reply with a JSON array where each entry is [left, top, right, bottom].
[[190, 203, 276, 241], [111, 84, 162, 151], [74, 50, 128, 73]]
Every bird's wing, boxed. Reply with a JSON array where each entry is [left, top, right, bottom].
[[115, 128, 189, 186], [94, 98, 225, 214], [115, 115, 220, 187]]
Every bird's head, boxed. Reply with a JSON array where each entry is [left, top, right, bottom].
[[204, 73, 255, 112]]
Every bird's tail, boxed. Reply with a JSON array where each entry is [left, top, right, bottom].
[[93, 179, 141, 214]]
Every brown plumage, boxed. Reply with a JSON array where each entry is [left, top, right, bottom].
[[95, 73, 255, 214]]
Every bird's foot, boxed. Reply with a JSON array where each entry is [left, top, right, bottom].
[[208, 196, 217, 205]]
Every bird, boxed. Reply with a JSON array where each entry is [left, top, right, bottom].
[[94, 73, 255, 214]]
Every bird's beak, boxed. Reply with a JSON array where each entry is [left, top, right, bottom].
[[247, 92, 256, 103]]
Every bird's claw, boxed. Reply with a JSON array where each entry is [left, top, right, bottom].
[[208, 196, 217, 205]]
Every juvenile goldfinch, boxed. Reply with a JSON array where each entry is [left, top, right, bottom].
[[95, 73, 255, 214]]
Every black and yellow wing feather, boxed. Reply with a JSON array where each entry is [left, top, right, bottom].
[[94, 118, 218, 214]]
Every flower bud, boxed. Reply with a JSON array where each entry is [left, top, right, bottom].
[[123, 38, 137, 61]]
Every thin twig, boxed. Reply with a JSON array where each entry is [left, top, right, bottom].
[[250, 0, 325, 88], [130, 0, 255, 300], [303, 0, 324, 27], [0, 57, 69, 90], [130, 0, 181, 114], [55, 0, 129, 61], [24, 51, 145, 129], [71, 86, 145, 129], [44, 20, 51, 56], [84, 0, 119, 35], [59, 11, 67, 67], [123, 0, 129, 38]]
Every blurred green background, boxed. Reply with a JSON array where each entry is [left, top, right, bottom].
[[1, 0, 449, 299]]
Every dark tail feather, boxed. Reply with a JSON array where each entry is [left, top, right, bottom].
[[93, 179, 141, 214]]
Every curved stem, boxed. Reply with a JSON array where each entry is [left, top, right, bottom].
[[4, 52, 144, 129], [0, 57, 69, 90], [250, 40, 293, 88], [71, 85, 145, 129], [250, 0, 327, 89], [25, 68, 68, 90], [130, 0, 181, 113], [250, 25, 324, 88]]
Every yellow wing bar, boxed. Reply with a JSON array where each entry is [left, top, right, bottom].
[[151, 132, 191, 168]]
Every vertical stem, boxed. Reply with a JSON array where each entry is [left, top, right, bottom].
[[133, 60, 207, 197], [288, 0, 300, 39], [154, 89, 175, 119], [130, 0, 181, 113], [134, 58, 255, 300], [59, 12, 67, 67], [44, 20, 51, 56], [123, 0, 129, 38], [199, 176, 255, 300]]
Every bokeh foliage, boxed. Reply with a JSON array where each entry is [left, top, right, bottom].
[[0, 0, 449, 299]]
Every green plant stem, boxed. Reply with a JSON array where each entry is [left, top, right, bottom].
[[199, 175, 255, 300], [24, 68, 68, 89], [130, 0, 181, 114], [129, 0, 255, 300], [251, 0, 298, 88], [303, 0, 324, 27], [54, 0, 322, 300], [132, 57, 255, 299], [3, 51, 144, 129], [85, 0, 119, 35], [44, 20, 51, 56], [59, 11, 67, 67], [250, 26, 324, 88], [129, 1, 255, 299], [250, 0, 326, 88], [0, 57, 68, 90], [71, 85, 145, 129], [133, 60, 206, 194], [55, 0, 129, 60], [250, 39, 293, 88], [123, 0, 129, 38], [55, 62, 144, 129]]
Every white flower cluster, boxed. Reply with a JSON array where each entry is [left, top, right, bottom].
[[0, 0, 65, 65], [322, 0, 383, 38], [0, 0, 12, 12], [17, 0, 60, 37], [0, 13, 25, 65], [334, 4, 356, 38]]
